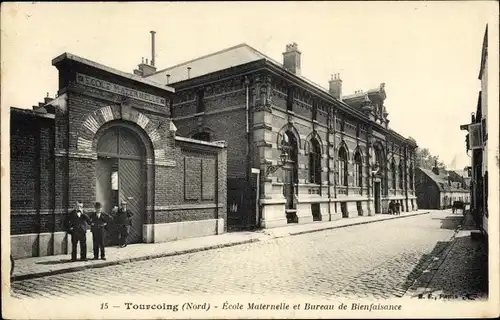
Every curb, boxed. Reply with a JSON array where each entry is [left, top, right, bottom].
[[11, 239, 260, 282], [289, 211, 431, 236], [12, 211, 430, 282]]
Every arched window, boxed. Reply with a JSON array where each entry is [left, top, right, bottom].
[[398, 162, 404, 189], [192, 132, 210, 142], [354, 151, 362, 187], [309, 138, 321, 184], [391, 160, 396, 189], [338, 146, 348, 186]]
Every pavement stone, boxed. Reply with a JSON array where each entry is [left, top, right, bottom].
[[10, 210, 463, 300]]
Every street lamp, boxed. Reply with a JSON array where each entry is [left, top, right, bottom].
[[266, 134, 290, 177]]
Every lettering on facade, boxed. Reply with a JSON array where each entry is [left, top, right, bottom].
[[76, 73, 166, 106]]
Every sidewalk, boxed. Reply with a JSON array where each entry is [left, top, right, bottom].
[[12, 210, 429, 281], [404, 211, 489, 299]]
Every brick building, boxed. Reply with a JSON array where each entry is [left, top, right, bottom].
[[10, 53, 227, 258], [460, 25, 489, 236], [144, 41, 419, 229], [415, 165, 470, 210]]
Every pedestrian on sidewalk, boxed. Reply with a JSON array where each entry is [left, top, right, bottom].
[[114, 200, 133, 248], [90, 202, 112, 260], [65, 201, 91, 261], [388, 201, 396, 215]]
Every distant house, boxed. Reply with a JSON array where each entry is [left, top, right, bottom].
[[448, 168, 472, 189], [415, 164, 470, 210]]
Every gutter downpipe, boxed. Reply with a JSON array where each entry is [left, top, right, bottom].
[[244, 76, 258, 227]]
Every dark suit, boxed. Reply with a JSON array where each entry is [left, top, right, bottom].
[[66, 209, 91, 260], [388, 201, 395, 215], [90, 212, 112, 259], [114, 208, 133, 245]]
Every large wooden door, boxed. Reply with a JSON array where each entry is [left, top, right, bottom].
[[96, 125, 146, 245]]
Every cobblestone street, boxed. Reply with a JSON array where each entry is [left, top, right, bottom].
[[11, 211, 471, 300]]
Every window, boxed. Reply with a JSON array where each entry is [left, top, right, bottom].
[[196, 89, 205, 113], [309, 138, 321, 184], [287, 87, 294, 111], [391, 160, 396, 189], [354, 152, 362, 187], [398, 162, 404, 189], [192, 132, 210, 142], [338, 146, 348, 186]]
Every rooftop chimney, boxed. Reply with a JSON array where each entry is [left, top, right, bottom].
[[133, 32, 158, 77], [329, 73, 342, 100], [187, 67, 191, 79], [150, 30, 156, 67], [166, 74, 171, 85], [283, 42, 301, 75], [432, 159, 440, 175], [44, 92, 52, 104]]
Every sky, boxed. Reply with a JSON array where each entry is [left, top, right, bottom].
[[1, 2, 497, 170]]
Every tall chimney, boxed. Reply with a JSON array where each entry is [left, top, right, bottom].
[[283, 42, 301, 75], [329, 73, 342, 101], [133, 33, 157, 77], [150, 30, 156, 67]]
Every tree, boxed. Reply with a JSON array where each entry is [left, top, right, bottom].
[[408, 136, 447, 170], [414, 147, 446, 170]]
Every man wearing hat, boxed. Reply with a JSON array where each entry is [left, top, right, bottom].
[[114, 200, 133, 248], [65, 201, 91, 261], [90, 202, 112, 260]]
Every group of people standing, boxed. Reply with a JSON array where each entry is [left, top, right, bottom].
[[64, 200, 133, 261], [388, 200, 401, 215]]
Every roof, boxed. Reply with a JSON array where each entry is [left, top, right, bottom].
[[146, 43, 270, 84], [342, 83, 387, 113], [343, 83, 387, 101], [146, 42, 333, 97], [448, 169, 472, 188], [52, 52, 175, 93], [419, 167, 468, 192], [146, 42, 416, 144], [10, 106, 55, 120]]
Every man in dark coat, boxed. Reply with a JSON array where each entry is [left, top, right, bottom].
[[90, 202, 112, 260], [114, 200, 133, 248], [388, 201, 395, 215], [65, 201, 91, 261]]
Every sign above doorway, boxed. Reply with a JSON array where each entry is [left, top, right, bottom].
[[76, 73, 166, 106]]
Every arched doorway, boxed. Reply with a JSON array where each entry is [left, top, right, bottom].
[[95, 124, 146, 244]]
